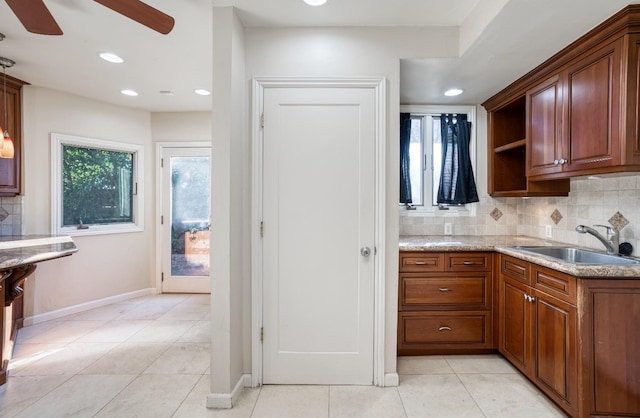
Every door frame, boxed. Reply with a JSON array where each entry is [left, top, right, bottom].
[[251, 77, 387, 387], [155, 141, 212, 294]]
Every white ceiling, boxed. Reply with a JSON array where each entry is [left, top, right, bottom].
[[0, 0, 635, 112]]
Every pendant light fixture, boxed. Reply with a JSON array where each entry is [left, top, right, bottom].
[[0, 56, 15, 159]]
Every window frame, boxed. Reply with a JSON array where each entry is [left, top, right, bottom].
[[51, 133, 145, 236], [400, 105, 477, 217]]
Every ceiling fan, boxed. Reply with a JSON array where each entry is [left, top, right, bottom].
[[5, 0, 175, 35]]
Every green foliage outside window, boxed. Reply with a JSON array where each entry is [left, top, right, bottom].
[[62, 145, 134, 226]]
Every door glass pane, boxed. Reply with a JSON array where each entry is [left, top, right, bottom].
[[171, 156, 210, 276]]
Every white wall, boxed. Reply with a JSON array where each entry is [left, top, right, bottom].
[[151, 112, 212, 142], [209, 6, 247, 406], [244, 25, 460, 380], [21, 86, 154, 318]]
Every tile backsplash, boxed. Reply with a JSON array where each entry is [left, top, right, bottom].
[[0, 195, 24, 236], [400, 174, 640, 257]]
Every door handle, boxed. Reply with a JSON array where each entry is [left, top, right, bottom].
[[360, 247, 371, 257]]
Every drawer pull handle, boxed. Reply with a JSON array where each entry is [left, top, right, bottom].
[[438, 326, 452, 331], [413, 261, 428, 265], [438, 287, 452, 292], [462, 261, 477, 265]]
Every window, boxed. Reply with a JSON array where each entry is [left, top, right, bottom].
[[51, 133, 144, 236], [400, 105, 476, 215]]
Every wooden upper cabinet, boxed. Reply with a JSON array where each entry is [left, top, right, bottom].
[[562, 39, 623, 174], [527, 75, 564, 177], [485, 5, 640, 188], [0, 74, 26, 196]]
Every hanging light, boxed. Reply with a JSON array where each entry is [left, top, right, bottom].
[[0, 57, 15, 159]]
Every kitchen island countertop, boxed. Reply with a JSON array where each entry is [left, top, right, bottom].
[[0, 235, 78, 271]]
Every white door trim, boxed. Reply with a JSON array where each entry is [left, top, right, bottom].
[[250, 77, 387, 387], [154, 141, 212, 294]]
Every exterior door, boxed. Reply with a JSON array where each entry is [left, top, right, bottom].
[[261, 86, 376, 384], [160, 146, 211, 293]]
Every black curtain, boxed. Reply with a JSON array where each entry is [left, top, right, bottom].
[[437, 114, 479, 205], [400, 113, 413, 204]]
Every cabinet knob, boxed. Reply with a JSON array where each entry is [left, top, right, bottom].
[[559, 158, 567, 165], [438, 326, 452, 331], [360, 247, 371, 257], [553, 159, 559, 166]]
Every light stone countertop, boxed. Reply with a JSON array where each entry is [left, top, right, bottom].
[[0, 235, 78, 270], [399, 235, 640, 278]]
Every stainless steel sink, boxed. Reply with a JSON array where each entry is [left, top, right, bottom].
[[514, 246, 640, 265]]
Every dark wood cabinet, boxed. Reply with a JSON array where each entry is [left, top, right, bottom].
[[486, 95, 569, 197], [578, 280, 640, 417], [527, 75, 564, 178], [0, 74, 26, 196], [499, 277, 532, 373], [484, 5, 640, 192], [560, 38, 623, 176], [498, 255, 578, 417], [398, 252, 493, 354], [527, 38, 625, 180]]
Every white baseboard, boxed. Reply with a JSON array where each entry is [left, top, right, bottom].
[[23, 288, 156, 326], [207, 374, 250, 409], [384, 372, 400, 387]]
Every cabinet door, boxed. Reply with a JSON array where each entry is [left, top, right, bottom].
[[532, 290, 577, 415], [527, 75, 564, 177], [499, 277, 533, 374], [563, 38, 623, 174], [588, 287, 640, 416], [0, 78, 22, 195]]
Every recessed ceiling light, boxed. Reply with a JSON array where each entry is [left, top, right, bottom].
[[121, 89, 138, 96], [304, 0, 327, 6], [195, 89, 211, 96], [444, 88, 463, 97], [99, 52, 124, 63]]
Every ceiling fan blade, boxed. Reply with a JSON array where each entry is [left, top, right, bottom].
[[93, 0, 175, 35], [5, 0, 63, 35]]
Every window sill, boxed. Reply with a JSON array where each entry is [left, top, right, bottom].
[[57, 223, 144, 237], [399, 204, 477, 217]]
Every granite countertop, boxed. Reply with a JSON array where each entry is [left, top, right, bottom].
[[0, 235, 78, 270], [399, 235, 640, 278]]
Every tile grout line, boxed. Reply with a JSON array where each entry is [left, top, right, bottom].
[[395, 385, 410, 418], [443, 356, 489, 418]]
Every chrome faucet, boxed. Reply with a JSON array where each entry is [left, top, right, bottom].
[[575, 224, 619, 255]]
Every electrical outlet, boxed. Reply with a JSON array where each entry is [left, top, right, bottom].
[[444, 223, 452, 235], [545, 225, 553, 238]]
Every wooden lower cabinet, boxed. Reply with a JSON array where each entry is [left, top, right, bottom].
[[532, 288, 577, 414], [579, 280, 640, 417], [500, 278, 532, 373], [400, 251, 640, 417], [398, 252, 493, 355], [499, 273, 577, 416], [498, 255, 640, 418]]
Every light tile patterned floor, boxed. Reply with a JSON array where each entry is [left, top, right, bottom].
[[0, 294, 568, 417]]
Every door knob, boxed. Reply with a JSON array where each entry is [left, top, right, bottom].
[[360, 247, 371, 257]]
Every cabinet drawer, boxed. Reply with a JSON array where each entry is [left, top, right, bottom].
[[399, 274, 491, 310], [500, 255, 530, 285], [446, 253, 492, 271], [399, 311, 491, 346], [399, 253, 444, 272], [532, 264, 576, 304]]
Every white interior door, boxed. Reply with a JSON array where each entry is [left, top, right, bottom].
[[160, 146, 211, 293], [262, 86, 376, 384]]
